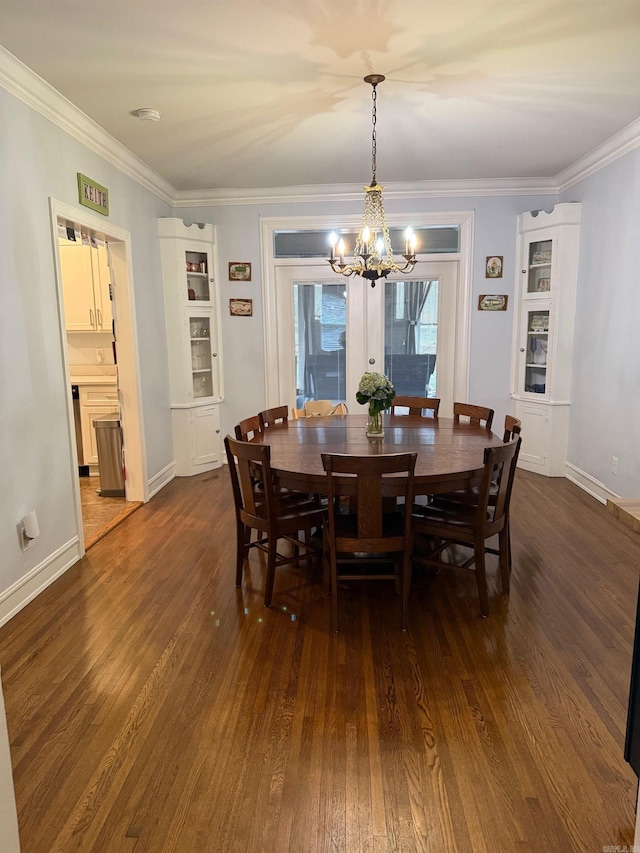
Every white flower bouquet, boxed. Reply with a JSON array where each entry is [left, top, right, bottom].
[[356, 372, 395, 435]]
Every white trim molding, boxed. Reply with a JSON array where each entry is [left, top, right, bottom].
[[148, 462, 176, 499], [565, 462, 620, 505], [0, 539, 81, 629]]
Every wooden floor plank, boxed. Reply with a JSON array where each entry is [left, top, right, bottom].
[[0, 468, 639, 851]]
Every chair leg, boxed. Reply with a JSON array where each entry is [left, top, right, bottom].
[[498, 525, 511, 594], [235, 521, 250, 587], [264, 535, 279, 608], [474, 541, 489, 618], [330, 550, 339, 632], [402, 549, 412, 631]]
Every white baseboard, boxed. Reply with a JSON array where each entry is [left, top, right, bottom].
[[565, 463, 620, 505], [148, 462, 175, 499], [0, 539, 81, 629]]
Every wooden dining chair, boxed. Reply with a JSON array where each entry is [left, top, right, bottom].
[[321, 452, 417, 631], [225, 436, 326, 608], [503, 414, 522, 442], [234, 414, 261, 441], [453, 402, 494, 430], [258, 405, 289, 430], [291, 408, 305, 419], [391, 396, 440, 417], [412, 437, 521, 617]]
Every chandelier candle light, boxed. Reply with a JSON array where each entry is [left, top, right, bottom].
[[357, 371, 396, 439], [328, 74, 418, 286]]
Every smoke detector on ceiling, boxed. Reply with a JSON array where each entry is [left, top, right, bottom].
[[133, 108, 161, 122]]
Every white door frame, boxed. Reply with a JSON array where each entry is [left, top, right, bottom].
[[261, 211, 474, 411], [49, 199, 148, 554]]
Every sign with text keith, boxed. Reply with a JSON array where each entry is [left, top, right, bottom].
[[77, 173, 109, 216]]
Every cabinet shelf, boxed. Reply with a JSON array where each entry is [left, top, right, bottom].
[[526, 362, 547, 368], [529, 262, 551, 270]]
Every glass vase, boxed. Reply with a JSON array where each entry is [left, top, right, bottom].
[[366, 405, 384, 440]]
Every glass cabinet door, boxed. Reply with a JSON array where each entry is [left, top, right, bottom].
[[185, 250, 211, 302], [524, 309, 549, 394], [189, 316, 213, 398], [526, 238, 552, 294]]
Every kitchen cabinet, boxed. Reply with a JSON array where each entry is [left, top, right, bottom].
[[510, 203, 581, 476], [158, 218, 224, 476], [78, 383, 119, 469], [60, 243, 112, 332]]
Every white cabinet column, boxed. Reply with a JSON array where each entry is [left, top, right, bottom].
[[510, 203, 581, 476], [159, 219, 224, 476]]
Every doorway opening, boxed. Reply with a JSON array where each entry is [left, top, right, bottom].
[[50, 199, 147, 553]]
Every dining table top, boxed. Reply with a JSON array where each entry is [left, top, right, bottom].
[[252, 413, 505, 496]]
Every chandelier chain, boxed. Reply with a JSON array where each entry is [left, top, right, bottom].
[[371, 84, 377, 184]]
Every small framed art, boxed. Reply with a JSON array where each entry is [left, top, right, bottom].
[[229, 298, 253, 317], [478, 294, 508, 311], [229, 262, 252, 281], [485, 256, 503, 278]]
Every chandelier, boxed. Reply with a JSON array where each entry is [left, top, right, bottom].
[[328, 74, 417, 286]]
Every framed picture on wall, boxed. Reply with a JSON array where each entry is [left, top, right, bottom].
[[478, 294, 508, 311], [485, 256, 503, 278], [229, 262, 252, 281], [229, 298, 253, 317]]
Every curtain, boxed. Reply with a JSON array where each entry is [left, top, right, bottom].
[[404, 280, 432, 354]]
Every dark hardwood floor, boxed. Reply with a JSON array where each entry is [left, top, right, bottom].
[[1, 467, 639, 851], [79, 475, 141, 549]]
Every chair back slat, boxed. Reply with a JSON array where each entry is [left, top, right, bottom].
[[392, 396, 440, 417], [259, 405, 289, 430], [483, 437, 521, 522], [503, 415, 522, 442], [234, 414, 261, 442], [453, 402, 494, 430]]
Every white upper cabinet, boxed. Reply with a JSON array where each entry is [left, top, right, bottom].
[[60, 243, 112, 332]]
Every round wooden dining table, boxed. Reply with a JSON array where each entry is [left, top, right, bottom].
[[252, 413, 505, 497]]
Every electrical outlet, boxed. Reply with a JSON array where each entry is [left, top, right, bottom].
[[612, 456, 618, 474], [96, 348, 104, 363]]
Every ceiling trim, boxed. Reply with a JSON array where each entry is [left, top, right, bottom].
[[2, 44, 639, 208], [0, 45, 175, 205], [172, 177, 559, 208], [555, 116, 640, 193]]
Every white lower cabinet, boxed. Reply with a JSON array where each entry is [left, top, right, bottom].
[[171, 404, 222, 476], [79, 384, 119, 468], [514, 401, 571, 476]]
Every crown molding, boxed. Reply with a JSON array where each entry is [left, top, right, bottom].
[[555, 116, 640, 192], [172, 176, 558, 207], [0, 45, 175, 206], [2, 43, 639, 208]]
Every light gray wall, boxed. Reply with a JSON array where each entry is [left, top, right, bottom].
[[562, 149, 640, 496], [0, 86, 174, 606], [179, 192, 560, 441]]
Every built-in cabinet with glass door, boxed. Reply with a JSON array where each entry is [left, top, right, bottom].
[[159, 218, 223, 475], [510, 203, 581, 475]]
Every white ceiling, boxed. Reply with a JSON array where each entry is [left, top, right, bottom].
[[1, 0, 640, 193]]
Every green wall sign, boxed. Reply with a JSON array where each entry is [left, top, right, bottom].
[[77, 173, 109, 216]]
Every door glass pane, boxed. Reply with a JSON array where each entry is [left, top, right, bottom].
[[185, 250, 210, 301], [384, 280, 438, 398], [527, 239, 552, 294], [189, 316, 213, 398], [524, 310, 549, 394], [293, 283, 346, 406]]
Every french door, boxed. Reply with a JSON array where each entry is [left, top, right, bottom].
[[271, 260, 459, 417]]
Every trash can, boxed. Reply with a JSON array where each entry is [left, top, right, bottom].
[[93, 412, 125, 497]]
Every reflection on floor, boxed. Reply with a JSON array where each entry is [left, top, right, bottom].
[[79, 475, 142, 550]]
